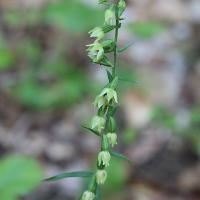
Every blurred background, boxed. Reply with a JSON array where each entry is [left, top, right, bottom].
[[0, 0, 200, 199]]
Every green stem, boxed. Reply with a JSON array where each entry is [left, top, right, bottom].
[[112, 0, 119, 78]]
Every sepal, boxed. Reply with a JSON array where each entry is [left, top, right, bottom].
[[101, 55, 113, 67], [102, 25, 115, 33], [101, 39, 114, 47]]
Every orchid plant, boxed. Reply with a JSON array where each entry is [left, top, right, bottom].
[[42, 1, 142, 199]]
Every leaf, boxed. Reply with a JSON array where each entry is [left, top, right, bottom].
[[109, 151, 144, 172], [42, 171, 94, 182], [94, 62, 112, 67], [117, 42, 134, 53], [106, 70, 113, 83], [96, 184, 101, 200], [102, 2, 111, 6], [118, 76, 140, 85], [81, 125, 102, 137], [0, 156, 42, 200], [110, 104, 120, 117], [103, 83, 111, 89], [102, 25, 115, 33], [109, 42, 116, 51]]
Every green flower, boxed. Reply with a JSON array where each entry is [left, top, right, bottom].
[[96, 169, 107, 185], [104, 9, 115, 25], [99, 88, 118, 103], [82, 191, 95, 200], [106, 132, 117, 147], [98, 151, 110, 167], [119, 0, 126, 9], [90, 116, 105, 132], [88, 27, 104, 42], [86, 42, 104, 62], [93, 95, 107, 108]]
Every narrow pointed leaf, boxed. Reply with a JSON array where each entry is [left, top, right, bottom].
[[117, 42, 134, 53], [103, 82, 111, 89], [106, 69, 113, 83], [118, 76, 140, 85], [94, 62, 112, 67], [110, 103, 120, 117], [109, 151, 144, 172], [81, 125, 102, 137], [42, 171, 94, 182]]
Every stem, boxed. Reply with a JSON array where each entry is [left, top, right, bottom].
[[112, 0, 119, 78]]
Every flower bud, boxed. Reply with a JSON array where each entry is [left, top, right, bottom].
[[93, 95, 107, 109], [96, 170, 107, 185], [90, 116, 105, 132], [98, 151, 111, 167], [99, 88, 118, 104], [118, 0, 126, 17], [104, 9, 115, 25], [97, 106, 107, 117], [106, 132, 117, 147], [88, 27, 104, 42], [82, 191, 95, 200]]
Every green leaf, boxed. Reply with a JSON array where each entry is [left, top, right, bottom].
[[110, 104, 120, 117], [96, 184, 101, 200], [93, 62, 112, 67], [42, 171, 94, 182], [81, 125, 102, 137], [118, 76, 140, 85], [106, 70, 113, 83], [103, 83, 111, 89], [109, 42, 116, 51], [0, 156, 43, 200], [117, 42, 134, 53], [109, 151, 144, 172]]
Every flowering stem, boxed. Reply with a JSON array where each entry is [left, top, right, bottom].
[[112, 0, 119, 78]]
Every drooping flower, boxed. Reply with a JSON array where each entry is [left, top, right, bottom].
[[96, 169, 107, 185], [88, 27, 104, 42], [99, 88, 118, 103], [106, 132, 117, 147], [118, 0, 126, 17], [93, 95, 107, 108], [86, 42, 104, 62], [90, 116, 105, 132], [98, 151, 110, 167], [82, 191, 95, 200], [104, 9, 115, 25]]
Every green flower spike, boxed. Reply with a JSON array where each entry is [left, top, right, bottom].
[[106, 133, 117, 147], [96, 169, 107, 185], [93, 95, 107, 108], [99, 88, 118, 104], [98, 151, 111, 167], [88, 27, 105, 43], [99, 0, 109, 4], [82, 191, 95, 200], [90, 116, 105, 132], [86, 42, 104, 62], [104, 9, 115, 25]]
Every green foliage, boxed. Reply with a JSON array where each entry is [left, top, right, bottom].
[[42, 171, 94, 182], [117, 42, 134, 53], [129, 22, 165, 38], [118, 76, 140, 85], [44, 0, 104, 35], [109, 151, 143, 172], [81, 125, 102, 137], [0, 155, 42, 200]]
